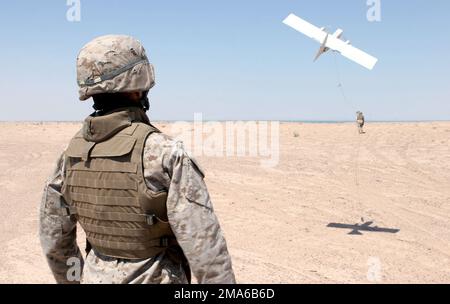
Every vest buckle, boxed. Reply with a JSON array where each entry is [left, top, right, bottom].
[[160, 237, 169, 247], [145, 214, 156, 225]]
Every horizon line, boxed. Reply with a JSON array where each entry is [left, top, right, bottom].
[[1, 120, 449, 124]]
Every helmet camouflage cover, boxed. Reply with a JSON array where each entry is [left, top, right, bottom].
[[77, 35, 155, 101]]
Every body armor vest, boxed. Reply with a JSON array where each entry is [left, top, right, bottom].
[[62, 108, 176, 259]]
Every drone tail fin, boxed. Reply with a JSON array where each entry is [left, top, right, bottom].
[[313, 34, 329, 62]]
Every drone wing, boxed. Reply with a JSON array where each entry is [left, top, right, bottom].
[[282, 13, 327, 44], [325, 35, 378, 70]]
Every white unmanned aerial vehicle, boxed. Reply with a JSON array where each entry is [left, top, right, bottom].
[[283, 13, 378, 70]]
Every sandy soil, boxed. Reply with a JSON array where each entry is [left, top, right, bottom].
[[0, 121, 449, 283]]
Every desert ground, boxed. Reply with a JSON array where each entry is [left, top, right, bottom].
[[0, 121, 449, 283]]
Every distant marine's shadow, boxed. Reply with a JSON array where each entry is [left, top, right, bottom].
[[327, 221, 400, 235]]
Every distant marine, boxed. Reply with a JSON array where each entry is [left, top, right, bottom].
[[356, 111, 365, 134]]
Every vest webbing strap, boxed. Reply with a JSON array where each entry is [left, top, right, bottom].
[[71, 192, 138, 207], [76, 206, 148, 223], [69, 160, 138, 173], [72, 202, 139, 213], [87, 237, 164, 251], [66, 177, 137, 190], [81, 223, 153, 237]]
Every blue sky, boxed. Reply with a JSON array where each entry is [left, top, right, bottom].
[[0, 0, 449, 121]]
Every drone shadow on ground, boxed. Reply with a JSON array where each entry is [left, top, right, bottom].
[[327, 221, 400, 235]]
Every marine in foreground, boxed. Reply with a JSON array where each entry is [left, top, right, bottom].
[[39, 35, 235, 284]]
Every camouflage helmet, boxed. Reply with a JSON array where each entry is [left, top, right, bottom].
[[76, 35, 155, 101]]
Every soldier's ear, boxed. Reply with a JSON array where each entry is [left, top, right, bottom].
[[140, 95, 149, 111]]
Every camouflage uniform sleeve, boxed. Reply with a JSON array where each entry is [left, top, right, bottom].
[[39, 153, 83, 284], [143, 133, 236, 284]]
